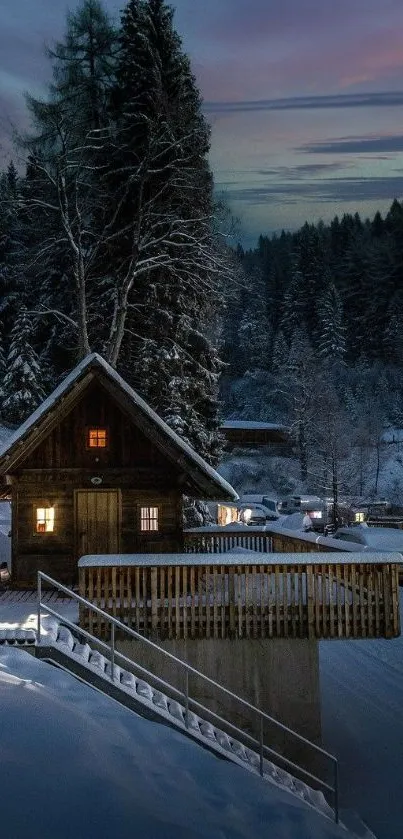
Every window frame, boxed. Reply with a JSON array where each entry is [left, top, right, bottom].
[[139, 505, 160, 533], [86, 426, 109, 450], [34, 505, 55, 535]]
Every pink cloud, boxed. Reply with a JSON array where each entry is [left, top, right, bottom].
[[192, 18, 403, 103]]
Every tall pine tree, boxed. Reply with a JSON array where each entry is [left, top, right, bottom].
[[317, 281, 346, 365], [2, 306, 45, 424], [108, 0, 227, 460]]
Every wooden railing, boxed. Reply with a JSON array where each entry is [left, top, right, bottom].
[[184, 525, 346, 555], [78, 553, 400, 641], [366, 517, 403, 529]]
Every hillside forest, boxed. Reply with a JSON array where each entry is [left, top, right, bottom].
[[0, 0, 403, 505]]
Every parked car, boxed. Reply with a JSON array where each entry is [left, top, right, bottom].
[[278, 495, 328, 532], [239, 494, 279, 514], [332, 524, 403, 552], [238, 500, 279, 526]]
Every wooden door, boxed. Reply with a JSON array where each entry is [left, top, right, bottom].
[[75, 490, 120, 557]]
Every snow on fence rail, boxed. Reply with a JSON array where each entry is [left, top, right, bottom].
[[183, 524, 362, 555], [78, 552, 400, 640]]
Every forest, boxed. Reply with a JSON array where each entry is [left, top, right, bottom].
[[0, 0, 403, 504], [221, 204, 403, 499]]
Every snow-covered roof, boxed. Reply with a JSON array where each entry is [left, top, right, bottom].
[[0, 353, 237, 501], [78, 550, 399, 567], [221, 420, 288, 431]]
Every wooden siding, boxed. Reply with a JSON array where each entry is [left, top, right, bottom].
[[220, 427, 293, 454], [78, 559, 401, 640], [22, 381, 177, 474], [11, 483, 183, 587]]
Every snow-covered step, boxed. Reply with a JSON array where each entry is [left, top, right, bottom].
[[36, 620, 336, 824], [152, 691, 169, 712], [105, 662, 122, 681], [56, 626, 75, 651], [71, 641, 91, 663], [0, 628, 36, 645], [120, 671, 137, 691], [136, 679, 154, 701], [199, 720, 217, 741], [185, 711, 202, 734], [87, 650, 108, 673], [168, 699, 186, 723]]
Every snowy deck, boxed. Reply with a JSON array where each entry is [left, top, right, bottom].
[[78, 551, 401, 640]]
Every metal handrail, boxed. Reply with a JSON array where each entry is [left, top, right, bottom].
[[37, 571, 339, 823]]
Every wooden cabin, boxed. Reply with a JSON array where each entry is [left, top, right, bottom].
[[220, 420, 292, 453], [0, 354, 237, 587]]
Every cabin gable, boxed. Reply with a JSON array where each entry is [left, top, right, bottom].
[[22, 380, 176, 474]]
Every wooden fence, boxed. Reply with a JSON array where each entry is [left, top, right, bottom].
[[184, 527, 343, 555], [78, 555, 400, 641]]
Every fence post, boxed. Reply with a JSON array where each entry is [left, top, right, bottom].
[[110, 623, 115, 681], [37, 572, 42, 645], [185, 670, 189, 728], [334, 759, 339, 823], [259, 715, 264, 777]]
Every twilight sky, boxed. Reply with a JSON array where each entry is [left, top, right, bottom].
[[2, 0, 403, 245]]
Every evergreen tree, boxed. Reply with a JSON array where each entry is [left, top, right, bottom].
[[47, 0, 117, 133], [15, 0, 231, 461], [2, 306, 45, 424], [271, 329, 289, 373], [108, 0, 227, 461], [274, 328, 317, 482], [294, 222, 329, 337], [20, 0, 117, 364], [383, 306, 403, 366], [277, 268, 306, 343], [233, 265, 272, 373], [0, 162, 23, 342], [317, 281, 346, 364], [0, 323, 7, 420]]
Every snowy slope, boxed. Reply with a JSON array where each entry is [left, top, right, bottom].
[[0, 649, 355, 839], [218, 446, 403, 507], [320, 592, 403, 839]]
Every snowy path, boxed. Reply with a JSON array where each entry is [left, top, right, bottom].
[[320, 591, 403, 839]]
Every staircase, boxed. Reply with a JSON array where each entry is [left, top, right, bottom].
[[3, 572, 343, 825]]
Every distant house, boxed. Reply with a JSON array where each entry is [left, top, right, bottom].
[[0, 354, 237, 587], [220, 420, 292, 453]]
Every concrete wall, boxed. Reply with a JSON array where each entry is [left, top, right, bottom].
[[117, 636, 322, 777]]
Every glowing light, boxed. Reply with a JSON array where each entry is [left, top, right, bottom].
[[36, 507, 55, 533]]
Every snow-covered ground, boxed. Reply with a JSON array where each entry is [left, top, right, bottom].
[[320, 611, 403, 839], [1, 421, 403, 836], [1, 590, 402, 838], [0, 647, 356, 839], [218, 444, 403, 508]]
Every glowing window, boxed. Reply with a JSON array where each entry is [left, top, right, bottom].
[[36, 507, 55, 533], [140, 506, 159, 532], [354, 511, 365, 523], [88, 427, 107, 448]]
